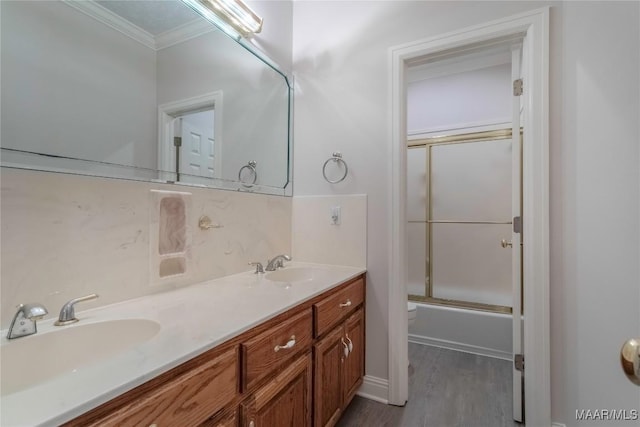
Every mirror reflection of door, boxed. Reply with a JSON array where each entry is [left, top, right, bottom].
[[171, 108, 222, 186], [177, 109, 216, 184]]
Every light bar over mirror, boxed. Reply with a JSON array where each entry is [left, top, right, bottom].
[[182, 0, 263, 39]]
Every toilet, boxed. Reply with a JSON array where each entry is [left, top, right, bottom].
[[407, 301, 417, 327]]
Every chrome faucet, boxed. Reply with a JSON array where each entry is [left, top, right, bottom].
[[265, 254, 291, 271], [54, 294, 98, 326], [7, 303, 48, 339]]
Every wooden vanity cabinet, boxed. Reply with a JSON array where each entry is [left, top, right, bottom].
[[66, 346, 239, 427], [200, 407, 238, 427], [66, 274, 365, 427], [241, 353, 313, 427], [314, 278, 366, 427]]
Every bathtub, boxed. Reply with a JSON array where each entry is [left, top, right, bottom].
[[408, 302, 513, 360]]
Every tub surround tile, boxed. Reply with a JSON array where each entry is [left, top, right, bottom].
[[0, 168, 291, 329]]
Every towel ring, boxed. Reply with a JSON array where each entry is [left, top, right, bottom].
[[239, 161, 257, 187], [322, 152, 348, 184]]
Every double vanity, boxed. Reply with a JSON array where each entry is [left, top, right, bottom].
[[1, 263, 366, 427]]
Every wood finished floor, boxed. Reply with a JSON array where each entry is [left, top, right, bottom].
[[337, 344, 521, 427]]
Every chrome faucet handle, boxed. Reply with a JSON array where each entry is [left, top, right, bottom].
[[249, 262, 265, 274], [54, 293, 98, 326], [7, 303, 49, 339]]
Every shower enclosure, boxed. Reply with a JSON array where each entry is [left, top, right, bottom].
[[407, 129, 521, 314]]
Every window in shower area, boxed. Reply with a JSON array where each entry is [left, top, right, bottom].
[[407, 129, 521, 313]]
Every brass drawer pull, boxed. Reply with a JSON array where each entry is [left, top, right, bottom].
[[274, 335, 296, 352], [339, 299, 352, 308]]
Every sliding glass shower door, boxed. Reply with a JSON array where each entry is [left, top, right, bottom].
[[407, 130, 520, 313]]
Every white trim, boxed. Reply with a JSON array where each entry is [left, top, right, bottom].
[[407, 48, 511, 83], [388, 7, 550, 426], [551, 423, 567, 427], [408, 334, 512, 361], [155, 19, 214, 50], [157, 92, 224, 180], [62, 1, 214, 51], [356, 375, 389, 404], [62, 0, 156, 50]]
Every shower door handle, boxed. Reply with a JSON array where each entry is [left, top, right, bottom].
[[501, 239, 513, 248]]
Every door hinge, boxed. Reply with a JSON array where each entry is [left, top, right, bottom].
[[514, 354, 524, 371], [173, 136, 182, 147], [513, 216, 522, 234], [513, 78, 523, 96]]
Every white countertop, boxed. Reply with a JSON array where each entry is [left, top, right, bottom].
[[0, 262, 365, 427]]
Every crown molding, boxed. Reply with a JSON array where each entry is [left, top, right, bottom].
[[62, 0, 156, 50], [62, 1, 214, 51], [155, 19, 214, 50]]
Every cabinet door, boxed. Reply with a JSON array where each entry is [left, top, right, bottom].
[[314, 326, 345, 427], [343, 308, 365, 407], [242, 353, 312, 427]]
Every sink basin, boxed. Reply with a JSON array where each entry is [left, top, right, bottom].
[[265, 267, 332, 283], [1, 319, 160, 396]]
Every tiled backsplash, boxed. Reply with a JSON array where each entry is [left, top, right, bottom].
[[0, 169, 291, 329], [292, 195, 367, 268]]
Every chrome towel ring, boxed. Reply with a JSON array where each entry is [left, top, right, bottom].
[[322, 152, 348, 184], [239, 160, 257, 187]]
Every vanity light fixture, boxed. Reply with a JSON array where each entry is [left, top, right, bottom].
[[181, 0, 263, 39]]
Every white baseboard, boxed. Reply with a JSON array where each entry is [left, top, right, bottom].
[[356, 375, 389, 404], [409, 333, 512, 361], [551, 423, 566, 427]]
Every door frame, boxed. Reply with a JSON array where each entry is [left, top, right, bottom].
[[387, 7, 550, 426], [157, 91, 223, 181]]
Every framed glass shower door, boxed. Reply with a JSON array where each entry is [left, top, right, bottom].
[[407, 129, 521, 313]]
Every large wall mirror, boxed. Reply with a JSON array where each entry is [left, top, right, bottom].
[[1, 0, 292, 195]]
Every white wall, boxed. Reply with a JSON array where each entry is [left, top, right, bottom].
[[407, 63, 512, 134], [292, 1, 640, 425], [551, 2, 640, 425], [245, 0, 293, 74]]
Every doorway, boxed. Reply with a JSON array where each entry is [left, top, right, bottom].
[[157, 91, 223, 184], [388, 8, 550, 426], [406, 40, 524, 421]]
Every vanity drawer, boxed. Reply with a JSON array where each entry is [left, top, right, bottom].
[[93, 347, 238, 427], [314, 278, 364, 337], [242, 308, 313, 391]]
